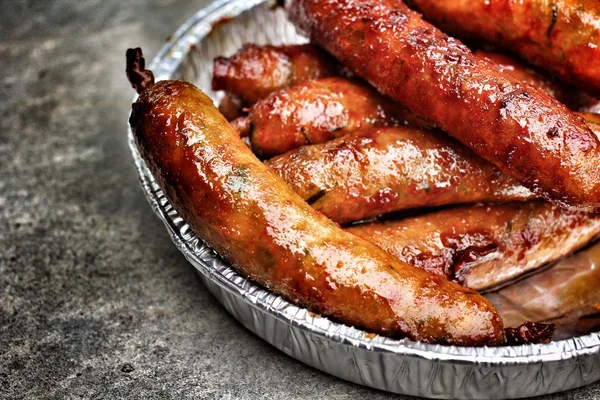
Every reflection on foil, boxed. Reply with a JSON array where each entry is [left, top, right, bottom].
[[487, 241, 600, 340]]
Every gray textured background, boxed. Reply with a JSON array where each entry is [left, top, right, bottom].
[[1, 0, 599, 399]]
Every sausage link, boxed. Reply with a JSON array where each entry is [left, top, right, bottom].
[[347, 201, 600, 291], [212, 43, 342, 105], [236, 77, 422, 158], [266, 126, 534, 224], [130, 79, 506, 346], [286, 0, 600, 212], [407, 0, 600, 96], [218, 94, 245, 121]]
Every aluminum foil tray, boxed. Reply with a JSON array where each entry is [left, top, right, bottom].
[[127, 0, 600, 398]]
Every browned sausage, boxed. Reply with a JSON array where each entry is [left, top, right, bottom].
[[127, 51, 505, 346], [476, 50, 600, 112], [266, 111, 600, 224], [233, 71, 600, 162], [407, 0, 600, 96], [234, 77, 422, 158], [266, 126, 534, 224], [212, 43, 342, 105], [215, 43, 600, 112], [286, 0, 600, 212], [347, 201, 600, 291], [218, 94, 245, 121]]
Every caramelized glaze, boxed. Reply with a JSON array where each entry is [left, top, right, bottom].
[[238, 77, 421, 158], [476, 50, 600, 112], [409, 0, 600, 96], [212, 44, 341, 105], [267, 126, 534, 224], [347, 201, 600, 290], [129, 80, 505, 345], [287, 0, 600, 212], [216, 43, 600, 113]]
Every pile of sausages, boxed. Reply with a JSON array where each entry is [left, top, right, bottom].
[[127, 0, 600, 346]]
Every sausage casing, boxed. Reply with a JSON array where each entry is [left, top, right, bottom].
[[266, 126, 534, 224], [236, 77, 420, 158], [212, 43, 341, 105], [215, 43, 600, 113], [218, 94, 245, 121], [129, 79, 505, 346], [408, 0, 600, 96], [286, 0, 600, 212], [347, 201, 600, 291]]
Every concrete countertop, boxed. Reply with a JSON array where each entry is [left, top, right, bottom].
[[1, 1, 599, 398]]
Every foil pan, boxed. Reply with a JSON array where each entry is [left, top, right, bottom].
[[127, 0, 600, 398]]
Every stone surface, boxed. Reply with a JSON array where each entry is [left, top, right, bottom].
[[0, 1, 598, 399]]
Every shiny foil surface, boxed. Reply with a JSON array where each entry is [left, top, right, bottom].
[[127, 0, 600, 397]]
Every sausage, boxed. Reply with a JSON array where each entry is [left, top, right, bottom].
[[475, 50, 600, 113], [266, 110, 600, 224], [266, 126, 534, 224], [127, 55, 505, 346], [406, 0, 600, 96], [347, 201, 600, 291], [218, 94, 245, 121], [214, 43, 600, 112], [286, 0, 600, 212], [234, 77, 423, 158], [217, 45, 599, 158], [212, 43, 342, 105]]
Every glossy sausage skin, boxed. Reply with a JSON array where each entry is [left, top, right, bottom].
[[130, 80, 505, 346], [347, 201, 600, 291], [215, 43, 600, 113], [235, 77, 422, 158], [407, 0, 600, 96], [212, 44, 341, 105], [476, 50, 600, 113], [266, 126, 534, 224], [218, 94, 245, 121], [287, 0, 600, 212]]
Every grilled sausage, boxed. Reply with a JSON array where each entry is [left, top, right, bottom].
[[286, 0, 600, 212], [128, 57, 505, 346], [266, 126, 534, 224], [215, 43, 600, 112], [476, 50, 600, 112], [212, 43, 342, 105], [218, 94, 245, 121], [407, 0, 600, 96], [347, 201, 600, 291], [234, 77, 422, 158]]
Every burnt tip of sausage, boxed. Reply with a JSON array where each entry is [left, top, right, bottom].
[[505, 322, 556, 345], [126, 47, 155, 94]]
